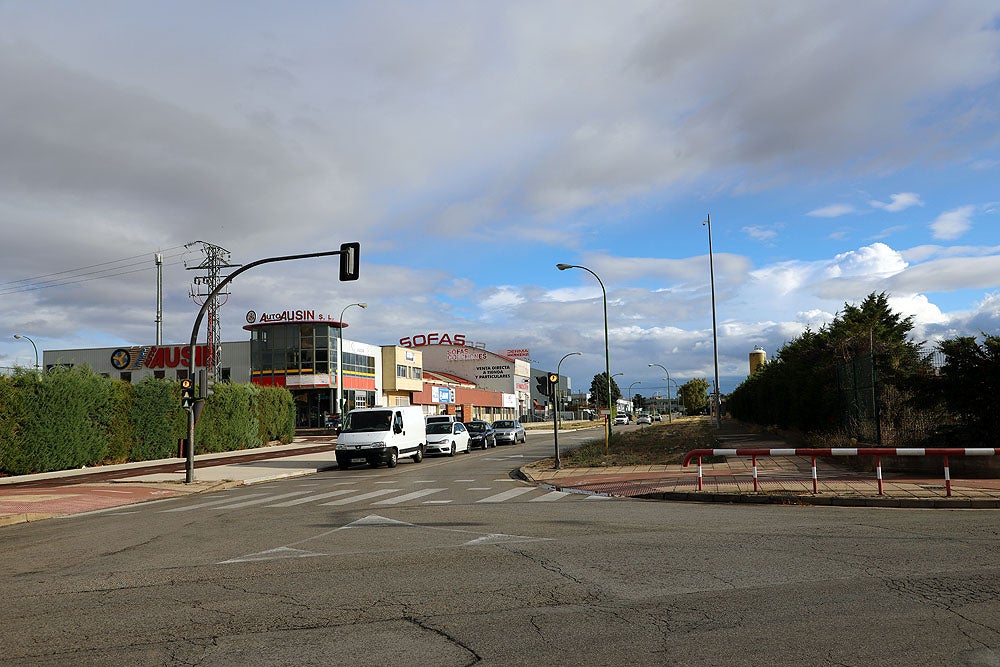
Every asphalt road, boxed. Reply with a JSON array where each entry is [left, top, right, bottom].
[[2, 428, 999, 666]]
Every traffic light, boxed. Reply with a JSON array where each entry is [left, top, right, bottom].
[[339, 242, 360, 281], [198, 369, 215, 397], [180, 378, 194, 409], [535, 374, 551, 396], [548, 373, 559, 397]]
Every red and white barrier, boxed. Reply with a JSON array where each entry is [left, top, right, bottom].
[[683, 447, 1000, 496]]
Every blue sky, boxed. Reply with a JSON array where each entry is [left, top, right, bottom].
[[1, 1, 999, 398]]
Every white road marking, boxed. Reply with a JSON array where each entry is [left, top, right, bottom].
[[267, 489, 358, 507], [530, 491, 571, 502], [477, 487, 536, 503], [161, 494, 266, 512], [372, 489, 446, 505], [211, 491, 317, 510], [320, 489, 401, 505]]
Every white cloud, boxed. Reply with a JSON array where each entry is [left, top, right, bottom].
[[870, 192, 923, 212], [808, 204, 856, 218], [930, 206, 975, 240], [743, 225, 779, 242]]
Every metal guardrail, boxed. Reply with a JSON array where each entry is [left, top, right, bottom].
[[682, 447, 1000, 497]]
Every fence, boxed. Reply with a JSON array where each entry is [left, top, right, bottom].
[[682, 447, 1000, 497]]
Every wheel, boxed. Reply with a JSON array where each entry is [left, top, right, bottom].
[[449, 442, 456, 457], [412, 447, 423, 463], [386, 448, 398, 468]]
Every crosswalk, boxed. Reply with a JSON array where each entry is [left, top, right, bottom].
[[156, 483, 611, 513]]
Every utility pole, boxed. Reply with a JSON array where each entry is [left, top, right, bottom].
[[186, 242, 239, 381], [155, 253, 163, 345]]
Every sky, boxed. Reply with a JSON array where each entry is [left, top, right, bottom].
[[2, 1, 999, 398]]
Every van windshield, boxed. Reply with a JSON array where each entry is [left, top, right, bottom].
[[343, 410, 392, 433]]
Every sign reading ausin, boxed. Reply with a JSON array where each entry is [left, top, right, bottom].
[[246, 309, 338, 324], [111, 345, 213, 370]]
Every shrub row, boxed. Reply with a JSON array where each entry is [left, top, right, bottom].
[[0, 366, 295, 476]]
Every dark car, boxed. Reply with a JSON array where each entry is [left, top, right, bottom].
[[463, 420, 496, 449]]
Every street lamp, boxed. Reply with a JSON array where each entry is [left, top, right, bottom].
[[13, 334, 39, 375], [703, 214, 722, 428], [337, 302, 367, 418], [627, 381, 641, 417], [553, 351, 581, 470], [648, 363, 673, 423], [557, 263, 613, 448], [611, 372, 624, 419]]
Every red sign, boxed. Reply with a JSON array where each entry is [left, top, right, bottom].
[[399, 332, 468, 347], [144, 345, 212, 369]]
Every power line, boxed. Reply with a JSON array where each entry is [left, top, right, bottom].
[[0, 246, 195, 297]]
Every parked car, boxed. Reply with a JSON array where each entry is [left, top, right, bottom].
[[614, 414, 629, 425], [464, 420, 496, 449], [492, 419, 526, 445], [637, 414, 652, 425], [425, 414, 457, 426], [652, 414, 663, 422], [425, 421, 471, 456]]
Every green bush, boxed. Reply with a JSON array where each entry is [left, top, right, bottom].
[[195, 382, 260, 453], [131, 378, 186, 461], [7, 366, 113, 474], [0, 365, 296, 475], [106, 380, 136, 464], [255, 386, 296, 444]]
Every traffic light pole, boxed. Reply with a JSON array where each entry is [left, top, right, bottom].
[[184, 244, 359, 483]]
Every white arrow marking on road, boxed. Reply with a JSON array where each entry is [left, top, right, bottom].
[[220, 546, 325, 564]]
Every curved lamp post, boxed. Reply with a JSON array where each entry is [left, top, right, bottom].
[[337, 302, 367, 418], [556, 263, 613, 450], [611, 372, 624, 422], [648, 363, 673, 423], [553, 351, 581, 469], [13, 334, 39, 375], [627, 381, 641, 417], [703, 214, 722, 427]]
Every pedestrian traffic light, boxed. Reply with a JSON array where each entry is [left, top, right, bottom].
[[199, 369, 215, 397], [548, 373, 559, 396], [180, 378, 194, 409], [339, 242, 360, 281], [535, 374, 551, 395]]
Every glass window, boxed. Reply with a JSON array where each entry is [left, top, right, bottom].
[[397, 364, 407, 378]]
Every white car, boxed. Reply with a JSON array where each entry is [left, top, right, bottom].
[[492, 420, 526, 445], [637, 415, 652, 425], [613, 414, 629, 425], [425, 421, 471, 456]]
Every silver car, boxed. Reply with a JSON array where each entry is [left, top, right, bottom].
[[491, 419, 526, 445]]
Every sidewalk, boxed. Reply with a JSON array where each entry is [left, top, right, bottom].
[[0, 437, 340, 527], [521, 421, 1000, 508]]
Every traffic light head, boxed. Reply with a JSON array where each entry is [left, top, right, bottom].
[[339, 242, 360, 281], [180, 378, 194, 409], [535, 374, 550, 395]]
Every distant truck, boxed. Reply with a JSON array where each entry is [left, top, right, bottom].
[[425, 414, 458, 425], [335, 406, 426, 469]]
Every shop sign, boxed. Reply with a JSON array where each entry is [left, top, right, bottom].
[[432, 386, 455, 403], [111, 345, 213, 370], [498, 348, 530, 358], [245, 309, 336, 324]]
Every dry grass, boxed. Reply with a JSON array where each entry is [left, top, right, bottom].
[[557, 416, 723, 467]]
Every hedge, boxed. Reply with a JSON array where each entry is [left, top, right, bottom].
[[0, 367, 297, 476]]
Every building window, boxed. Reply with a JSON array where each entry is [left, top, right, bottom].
[[412, 367, 422, 380], [120, 372, 132, 383], [154, 370, 165, 380], [397, 364, 407, 378]]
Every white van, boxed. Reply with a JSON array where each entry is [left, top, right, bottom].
[[335, 406, 426, 469]]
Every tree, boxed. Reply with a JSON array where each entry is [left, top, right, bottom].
[[935, 334, 1000, 444], [679, 378, 709, 415], [589, 372, 621, 415], [633, 393, 646, 412]]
